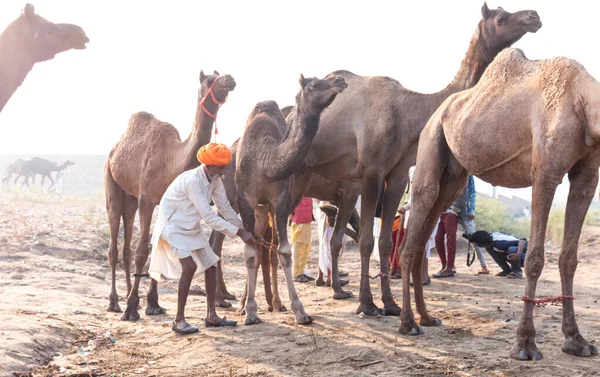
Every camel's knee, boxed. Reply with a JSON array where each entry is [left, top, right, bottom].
[[558, 251, 578, 277], [378, 236, 393, 255], [524, 249, 545, 280], [278, 254, 292, 269], [359, 236, 375, 254], [108, 247, 119, 266]]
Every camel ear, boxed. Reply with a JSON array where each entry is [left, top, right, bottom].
[[213, 70, 220, 76], [481, 2, 491, 19], [23, 3, 35, 18], [299, 74, 309, 89], [199, 70, 206, 83]]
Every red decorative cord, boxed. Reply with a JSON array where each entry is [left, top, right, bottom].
[[521, 295, 574, 307]]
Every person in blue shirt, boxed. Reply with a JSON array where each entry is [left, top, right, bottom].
[[458, 175, 489, 274], [468, 230, 527, 279]]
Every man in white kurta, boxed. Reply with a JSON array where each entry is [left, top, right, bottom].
[[149, 143, 256, 334]]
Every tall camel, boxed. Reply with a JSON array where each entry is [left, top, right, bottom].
[[17, 157, 74, 189], [398, 48, 599, 360], [296, 3, 542, 314], [2, 158, 25, 188], [236, 74, 347, 325], [105, 71, 236, 321], [0, 4, 89, 113]]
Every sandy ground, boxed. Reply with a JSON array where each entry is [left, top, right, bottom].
[[1, 190, 599, 377]]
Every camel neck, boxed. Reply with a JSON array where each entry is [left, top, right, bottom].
[[437, 23, 494, 99], [0, 29, 36, 113], [184, 99, 219, 169], [267, 105, 320, 181]]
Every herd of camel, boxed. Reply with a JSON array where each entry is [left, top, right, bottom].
[[2, 157, 74, 190], [2, 2, 599, 362]]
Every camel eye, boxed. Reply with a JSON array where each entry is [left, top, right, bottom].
[[496, 15, 507, 24]]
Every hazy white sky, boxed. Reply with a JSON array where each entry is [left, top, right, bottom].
[[0, 1, 596, 201]]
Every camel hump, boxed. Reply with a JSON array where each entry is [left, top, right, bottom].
[[129, 111, 157, 125], [247, 100, 283, 122], [325, 70, 358, 80]]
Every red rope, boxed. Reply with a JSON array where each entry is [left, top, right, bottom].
[[521, 295, 574, 307], [198, 76, 229, 141]]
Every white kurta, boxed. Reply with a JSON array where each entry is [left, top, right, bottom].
[[149, 166, 242, 281], [315, 203, 348, 276]]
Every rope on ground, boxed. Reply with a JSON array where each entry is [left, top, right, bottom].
[[361, 271, 388, 279], [521, 295, 574, 307]]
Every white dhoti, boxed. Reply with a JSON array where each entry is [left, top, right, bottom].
[[149, 237, 219, 281], [317, 209, 347, 277]]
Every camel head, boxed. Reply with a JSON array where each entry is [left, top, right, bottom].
[[198, 70, 236, 105], [12, 4, 89, 63], [296, 75, 348, 114], [479, 2, 541, 54], [59, 160, 75, 170]]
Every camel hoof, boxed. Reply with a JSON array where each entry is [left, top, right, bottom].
[[145, 306, 166, 315], [244, 313, 262, 325], [216, 300, 232, 309], [120, 309, 140, 322], [270, 304, 287, 313], [106, 303, 122, 313], [562, 336, 599, 357], [398, 318, 424, 336], [510, 346, 543, 361], [419, 316, 441, 327], [222, 292, 237, 301], [315, 279, 326, 287], [356, 303, 385, 317], [383, 304, 401, 317], [333, 290, 353, 300], [295, 314, 314, 325]]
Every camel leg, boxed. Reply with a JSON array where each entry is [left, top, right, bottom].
[[209, 230, 233, 309], [398, 124, 467, 334], [329, 193, 358, 300], [269, 224, 286, 312], [122, 194, 138, 294], [122, 197, 159, 320], [105, 166, 124, 313], [355, 173, 384, 316], [272, 193, 312, 325], [41, 175, 46, 188], [46, 174, 54, 191], [238, 195, 262, 325], [558, 160, 599, 357], [378, 162, 413, 315], [260, 235, 274, 311], [509, 172, 561, 360]]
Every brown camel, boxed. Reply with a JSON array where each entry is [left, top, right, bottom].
[[0, 4, 89, 113], [17, 157, 74, 189], [295, 3, 542, 314], [398, 48, 599, 361], [105, 71, 236, 321], [235, 74, 347, 324], [2, 158, 25, 189], [209, 139, 360, 312]]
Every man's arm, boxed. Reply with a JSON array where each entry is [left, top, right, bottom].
[[186, 180, 239, 237], [211, 179, 243, 228]]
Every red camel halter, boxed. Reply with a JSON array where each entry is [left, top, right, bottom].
[[198, 76, 228, 141]]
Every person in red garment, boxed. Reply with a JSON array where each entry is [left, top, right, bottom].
[[291, 197, 314, 282]]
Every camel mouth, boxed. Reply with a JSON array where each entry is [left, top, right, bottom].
[[523, 20, 542, 33], [71, 34, 90, 50]]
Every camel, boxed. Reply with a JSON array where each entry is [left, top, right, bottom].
[[235, 74, 347, 324], [209, 140, 360, 312], [294, 3, 542, 315], [398, 48, 599, 361], [17, 157, 74, 189], [0, 4, 89, 113], [2, 159, 25, 189], [105, 70, 236, 321]]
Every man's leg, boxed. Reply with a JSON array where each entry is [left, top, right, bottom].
[[486, 248, 512, 275], [445, 214, 459, 270], [175, 256, 197, 329], [434, 218, 447, 270]]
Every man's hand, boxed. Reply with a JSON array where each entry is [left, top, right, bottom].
[[468, 214, 475, 221], [237, 228, 257, 245], [398, 207, 406, 215], [253, 232, 265, 243], [507, 252, 521, 262]]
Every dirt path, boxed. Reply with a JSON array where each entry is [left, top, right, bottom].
[[1, 192, 599, 377]]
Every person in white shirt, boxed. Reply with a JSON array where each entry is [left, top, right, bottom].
[[149, 143, 257, 335]]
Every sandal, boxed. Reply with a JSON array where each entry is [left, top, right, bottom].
[[477, 267, 490, 275], [507, 272, 523, 279], [171, 322, 199, 335], [495, 271, 509, 277], [432, 270, 454, 278], [390, 271, 402, 280], [294, 274, 310, 283], [205, 317, 238, 328]]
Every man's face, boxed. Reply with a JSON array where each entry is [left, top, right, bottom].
[[205, 164, 227, 179]]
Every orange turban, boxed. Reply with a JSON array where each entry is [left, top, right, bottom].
[[197, 143, 232, 166]]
